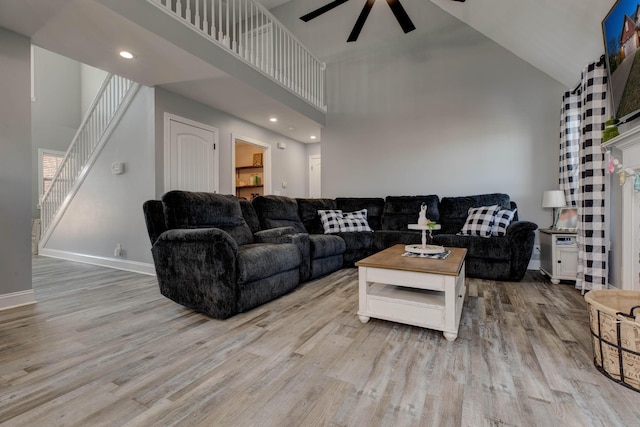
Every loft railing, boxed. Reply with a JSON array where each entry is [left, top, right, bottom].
[[148, 0, 326, 112], [40, 74, 139, 245]]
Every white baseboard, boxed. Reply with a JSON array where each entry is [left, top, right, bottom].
[[39, 248, 156, 276], [0, 289, 36, 311], [527, 259, 540, 271]]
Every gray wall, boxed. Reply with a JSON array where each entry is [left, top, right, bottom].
[[154, 88, 309, 198], [0, 27, 32, 295], [81, 64, 108, 115], [31, 46, 82, 218], [45, 87, 156, 264], [274, 0, 566, 233]]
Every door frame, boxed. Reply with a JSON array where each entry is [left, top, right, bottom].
[[231, 134, 272, 195], [164, 113, 219, 193]]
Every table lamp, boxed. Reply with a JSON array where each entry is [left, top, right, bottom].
[[542, 190, 566, 229]]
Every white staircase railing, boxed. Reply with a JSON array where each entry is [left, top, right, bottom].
[[148, 0, 326, 112], [39, 74, 140, 246]]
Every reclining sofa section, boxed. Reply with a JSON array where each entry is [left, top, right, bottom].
[[143, 191, 308, 319]]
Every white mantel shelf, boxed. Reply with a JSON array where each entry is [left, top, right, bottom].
[[603, 127, 640, 290], [603, 124, 640, 156]]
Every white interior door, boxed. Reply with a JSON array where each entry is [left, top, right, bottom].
[[309, 155, 321, 198], [165, 114, 219, 193]]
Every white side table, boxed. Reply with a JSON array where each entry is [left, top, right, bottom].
[[539, 228, 578, 284]]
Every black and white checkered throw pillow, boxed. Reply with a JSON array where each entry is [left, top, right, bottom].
[[458, 205, 500, 238], [340, 209, 372, 232], [318, 210, 343, 234], [491, 208, 516, 236]]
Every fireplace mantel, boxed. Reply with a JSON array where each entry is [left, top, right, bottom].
[[603, 127, 640, 290]]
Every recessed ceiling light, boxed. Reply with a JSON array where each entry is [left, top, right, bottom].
[[269, 117, 278, 122], [119, 50, 134, 59], [310, 135, 317, 140]]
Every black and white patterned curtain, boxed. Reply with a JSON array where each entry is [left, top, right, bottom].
[[559, 60, 608, 292]]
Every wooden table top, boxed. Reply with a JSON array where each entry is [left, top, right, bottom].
[[355, 244, 467, 276]]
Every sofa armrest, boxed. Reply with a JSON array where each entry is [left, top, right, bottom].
[[151, 228, 239, 319], [255, 229, 311, 282], [505, 220, 538, 241], [254, 226, 299, 242], [157, 228, 239, 253], [505, 221, 538, 281]]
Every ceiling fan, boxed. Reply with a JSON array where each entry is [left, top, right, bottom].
[[300, 0, 466, 42]]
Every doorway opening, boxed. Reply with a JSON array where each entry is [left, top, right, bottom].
[[309, 154, 321, 198], [233, 136, 271, 200]]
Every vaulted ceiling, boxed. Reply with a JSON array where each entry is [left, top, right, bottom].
[[267, 0, 614, 88], [0, 0, 618, 139], [429, 0, 614, 87]]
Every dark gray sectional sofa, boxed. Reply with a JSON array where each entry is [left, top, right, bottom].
[[144, 191, 536, 319], [255, 193, 537, 282]]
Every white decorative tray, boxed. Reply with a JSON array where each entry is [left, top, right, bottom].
[[407, 224, 441, 231], [404, 244, 445, 255]]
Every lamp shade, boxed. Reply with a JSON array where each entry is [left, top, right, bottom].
[[542, 190, 566, 208]]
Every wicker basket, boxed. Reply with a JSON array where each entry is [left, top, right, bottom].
[[584, 290, 640, 392]]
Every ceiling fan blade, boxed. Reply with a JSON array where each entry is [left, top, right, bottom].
[[347, 0, 376, 42], [386, 0, 415, 33], [300, 0, 350, 22]]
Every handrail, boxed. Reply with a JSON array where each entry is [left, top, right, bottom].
[[147, 0, 326, 112], [40, 74, 114, 205]]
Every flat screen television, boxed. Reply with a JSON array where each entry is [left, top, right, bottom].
[[603, 0, 640, 123]]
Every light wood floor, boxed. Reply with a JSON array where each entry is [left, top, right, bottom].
[[1, 257, 638, 426]]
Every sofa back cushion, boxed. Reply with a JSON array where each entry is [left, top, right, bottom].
[[162, 190, 254, 245], [252, 195, 308, 233], [382, 195, 440, 231], [296, 198, 338, 234], [335, 197, 385, 230], [439, 193, 511, 234], [239, 199, 261, 234], [143, 200, 167, 245]]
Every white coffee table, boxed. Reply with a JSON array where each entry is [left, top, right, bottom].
[[355, 244, 467, 341]]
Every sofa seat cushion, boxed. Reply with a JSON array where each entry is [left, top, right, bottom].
[[433, 234, 511, 261], [335, 231, 373, 251], [372, 230, 422, 252], [382, 195, 440, 231], [309, 234, 346, 259], [236, 243, 302, 284], [162, 190, 254, 246]]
